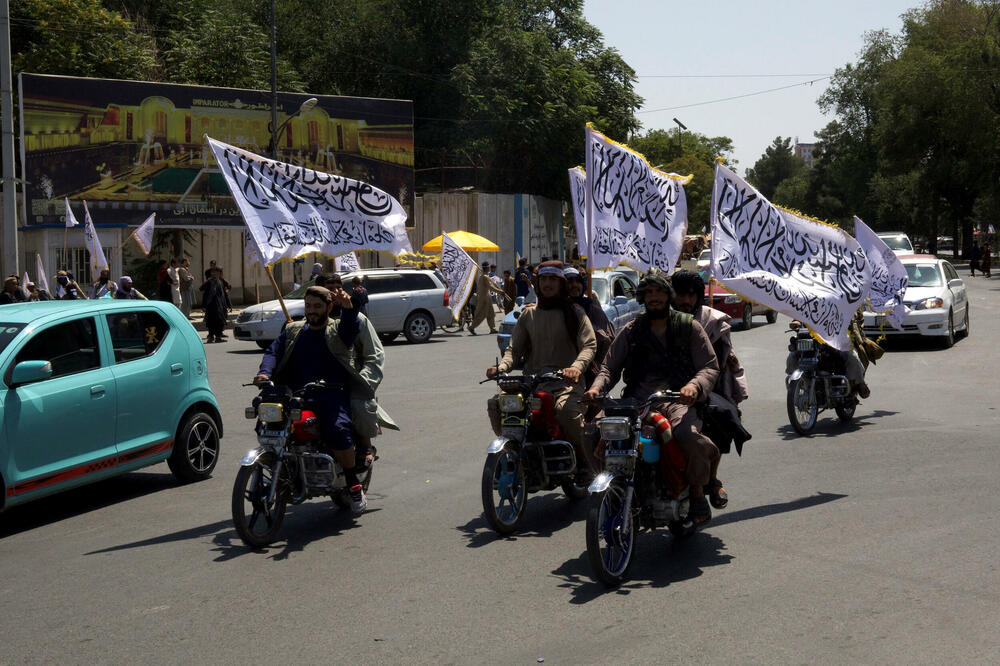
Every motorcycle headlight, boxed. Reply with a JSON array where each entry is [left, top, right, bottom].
[[499, 394, 524, 412], [244, 406, 257, 419], [913, 297, 944, 310], [600, 417, 631, 441], [724, 294, 741, 304], [258, 402, 284, 423]]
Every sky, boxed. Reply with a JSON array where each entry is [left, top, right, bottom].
[[582, 0, 921, 173]]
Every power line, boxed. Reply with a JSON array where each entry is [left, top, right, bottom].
[[638, 77, 833, 114]]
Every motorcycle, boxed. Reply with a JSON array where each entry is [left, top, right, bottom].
[[585, 390, 713, 586], [481, 371, 591, 535], [232, 380, 376, 547], [785, 322, 859, 435]]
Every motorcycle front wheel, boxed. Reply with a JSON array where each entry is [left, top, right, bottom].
[[232, 461, 288, 548], [586, 482, 635, 587], [786, 377, 818, 435], [481, 450, 527, 534]]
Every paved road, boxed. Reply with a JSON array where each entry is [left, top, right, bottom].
[[2, 277, 999, 664]]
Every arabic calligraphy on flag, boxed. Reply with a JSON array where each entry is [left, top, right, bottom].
[[82, 202, 109, 280], [584, 124, 688, 273], [206, 136, 413, 267], [335, 251, 360, 272], [133, 213, 156, 255], [568, 166, 587, 257], [853, 216, 908, 330], [439, 233, 478, 322], [710, 162, 872, 351]]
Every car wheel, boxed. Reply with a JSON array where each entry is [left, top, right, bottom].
[[256, 340, 271, 350], [403, 312, 433, 343], [739, 302, 753, 330], [168, 411, 221, 482], [940, 310, 955, 348], [957, 305, 970, 339], [378, 331, 398, 343], [765, 310, 778, 324]]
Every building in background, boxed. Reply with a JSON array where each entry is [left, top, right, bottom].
[[794, 142, 816, 168]]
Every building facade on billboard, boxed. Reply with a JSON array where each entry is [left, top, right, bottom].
[[17, 74, 414, 301]]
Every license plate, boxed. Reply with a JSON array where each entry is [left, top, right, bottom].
[[261, 429, 284, 438], [796, 339, 814, 351]]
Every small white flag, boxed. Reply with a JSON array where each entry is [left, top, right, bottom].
[[35, 254, 49, 294], [83, 201, 109, 280], [568, 166, 588, 257], [65, 198, 80, 228], [335, 251, 360, 272], [133, 213, 156, 255], [440, 233, 478, 322], [854, 216, 909, 330], [21, 272, 30, 298]]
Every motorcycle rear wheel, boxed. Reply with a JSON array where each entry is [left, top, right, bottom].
[[586, 483, 635, 587], [835, 399, 857, 422], [232, 461, 288, 548], [560, 474, 590, 500], [332, 459, 375, 510], [482, 450, 527, 534], [786, 377, 818, 435]]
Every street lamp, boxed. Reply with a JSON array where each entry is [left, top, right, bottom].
[[269, 97, 318, 160], [672, 117, 687, 156], [267, 0, 318, 159]]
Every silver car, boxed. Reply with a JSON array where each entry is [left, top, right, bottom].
[[233, 268, 452, 347]]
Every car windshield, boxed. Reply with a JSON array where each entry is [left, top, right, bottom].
[[591, 277, 609, 304], [0, 323, 25, 355], [285, 277, 331, 299], [905, 263, 942, 287], [698, 250, 711, 261], [880, 235, 913, 251]]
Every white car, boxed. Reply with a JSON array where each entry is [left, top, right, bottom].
[[234, 268, 452, 348], [875, 231, 914, 255], [696, 248, 711, 270], [861, 255, 969, 347]]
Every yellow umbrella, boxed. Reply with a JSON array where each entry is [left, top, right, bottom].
[[421, 230, 500, 253]]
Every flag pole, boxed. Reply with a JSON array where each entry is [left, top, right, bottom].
[[108, 231, 132, 265], [265, 264, 291, 322]]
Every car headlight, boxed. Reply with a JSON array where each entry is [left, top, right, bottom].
[[724, 294, 741, 304], [258, 402, 284, 423], [600, 417, 631, 441], [913, 297, 944, 310], [499, 394, 524, 412], [260, 309, 282, 319]]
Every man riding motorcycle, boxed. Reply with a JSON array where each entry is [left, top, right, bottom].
[[585, 269, 720, 525], [671, 269, 750, 509], [253, 285, 374, 514], [563, 266, 614, 388], [785, 307, 871, 399], [486, 260, 598, 474]]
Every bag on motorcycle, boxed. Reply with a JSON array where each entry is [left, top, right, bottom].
[[862, 337, 885, 364], [487, 395, 502, 436], [702, 392, 752, 456]]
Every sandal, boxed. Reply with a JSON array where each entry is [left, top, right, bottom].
[[689, 496, 712, 526], [705, 479, 728, 510]]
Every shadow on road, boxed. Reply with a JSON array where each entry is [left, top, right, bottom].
[[777, 409, 899, 440], [0, 472, 180, 539], [456, 492, 588, 548], [551, 492, 846, 604]]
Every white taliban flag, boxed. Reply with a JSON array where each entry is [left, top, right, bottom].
[[854, 216, 909, 330], [35, 254, 50, 293], [335, 251, 360, 272], [132, 213, 156, 255], [568, 166, 588, 258], [65, 197, 80, 228], [21, 272, 30, 298], [206, 136, 413, 267], [82, 201, 109, 280], [439, 232, 478, 322], [584, 124, 688, 273], [710, 162, 872, 351]]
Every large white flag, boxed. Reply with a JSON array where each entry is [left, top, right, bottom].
[[854, 216, 909, 330], [35, 254, 49, 294], [584, 124, 688, 273], [65, 198, 79, 228], [568, 166, 588, 258], [133, 213, 156, 255], [206, 136, 413, 266], [440, 232, 478, 322], [82, 201, 109, 280], [710, 162, 872, 351], [335, 251, 360, 272]]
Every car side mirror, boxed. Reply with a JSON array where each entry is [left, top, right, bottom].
[[10, 360, 53, 387], [948, 278, 963, 288], [613, 295, 628, 306], [515, 296, 525, 306]]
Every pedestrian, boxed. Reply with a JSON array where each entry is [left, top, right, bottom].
[[114, 276, 147, 299], [350, 275, 369, 315], [179, 258, 196, 317], [0, 275, 26, 304], [156, 260, 172, 301], [502, 269, 516, 313], [55, 270, 86, 299], [981, 242, 992, 278], [204, 259, 217, 280], [310, 262, 324, 283], [200, 267, 230, 343], [514, 258, 531, 299], [167, 258, 182, 308], [970, 241, 981, 277], [468, 261, 509, 335], [90, 268, 114, 299]]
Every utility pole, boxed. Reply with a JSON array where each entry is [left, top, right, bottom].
[[1, 0, 18, 276], [269, 0, 278, 160]]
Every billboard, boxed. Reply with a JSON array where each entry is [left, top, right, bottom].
[[19, 73, 414, 228]]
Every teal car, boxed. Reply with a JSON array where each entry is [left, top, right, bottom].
[[0, 299, 222, 511]]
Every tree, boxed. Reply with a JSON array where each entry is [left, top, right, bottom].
[[745, 137, 806, 201]]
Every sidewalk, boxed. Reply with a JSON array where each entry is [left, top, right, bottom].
[[185, 308, 245, 332]]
